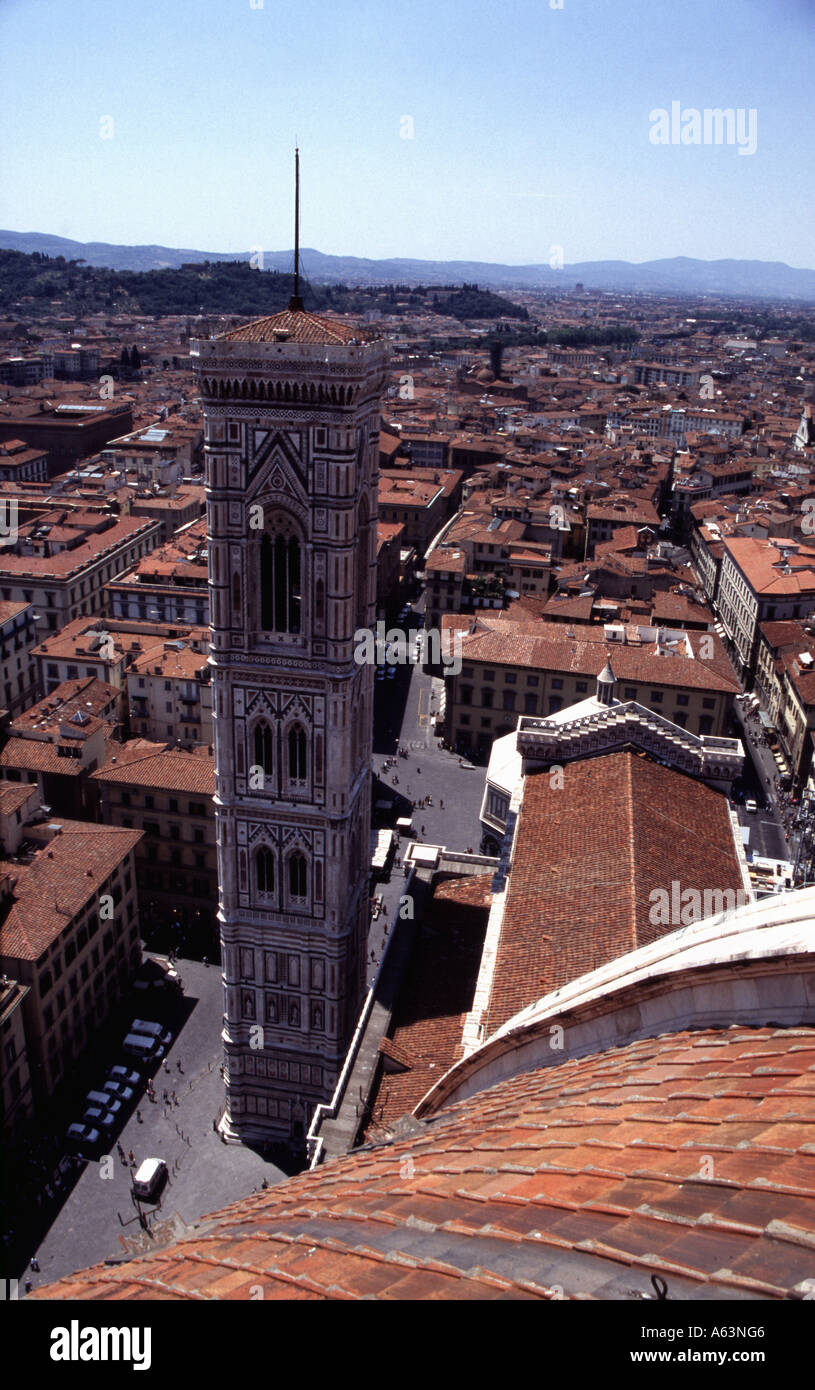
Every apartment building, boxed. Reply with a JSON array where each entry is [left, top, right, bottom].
[[0, 439, 49, 484], [426, 545, 468, 628], [0, 972, 34, 1143], [0, 817, 142, 1101], [91, 743, 217, 949], [443, 618, 738, 760], [378, 468, 463, 556], [34, 616, 130, 697], [0, 513, 162, 633], [0, 401, 133, 474], [376, 521, 405, 615], [0, 676, 119, 819], [0, 599, 40, 717], [127, 637, 212, 747], [104, 520, 210, 626], [754, 620, 815, 790], [585, 496, 661, 557], [716, 537, 815, 680]]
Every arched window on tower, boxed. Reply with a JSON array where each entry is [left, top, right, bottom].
[[256, 847, 275, 895], [356, 495, 371, 631], [253, 721, 273, 777], [260, 531, 302, 633], [289, 852, 307, 901], [288, 724, 307, 782]]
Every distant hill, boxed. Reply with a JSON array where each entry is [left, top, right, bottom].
[[1, 230, 814, 300], [0, 250, 527, 322]]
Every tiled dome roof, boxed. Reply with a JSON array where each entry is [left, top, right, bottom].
[[30, 1024, 815, 1301], [218, 309, 372, 346]]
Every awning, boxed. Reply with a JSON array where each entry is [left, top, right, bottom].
[[759, 710, 774, 729]]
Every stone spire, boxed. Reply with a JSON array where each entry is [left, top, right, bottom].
[[596, 660, 617, 707]]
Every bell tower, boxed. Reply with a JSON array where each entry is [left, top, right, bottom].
[[192, 173, 387, 1142]]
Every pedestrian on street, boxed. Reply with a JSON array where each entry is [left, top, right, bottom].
[[30, 1257, 40, 1272], [128, 1151, 135, 1165], [136, 1109, 143, 1123], [117, 1142, 125, 1159], [163, 1089, 169, 1103], [24, 1280, 32, 1295], [177, 1059, 183, 1073], [440, 799, 444, 810], [203, 956, 209, 967]]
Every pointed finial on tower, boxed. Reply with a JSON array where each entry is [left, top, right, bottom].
[[288, 146, 304, 312], [596, 659, 617, 707]]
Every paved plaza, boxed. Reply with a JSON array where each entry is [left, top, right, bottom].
[[22, 959, 286, 1290]]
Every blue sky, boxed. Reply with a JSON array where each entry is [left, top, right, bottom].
[[2, 0, 813, 266]]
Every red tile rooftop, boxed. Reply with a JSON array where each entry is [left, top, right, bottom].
[[367, 874, 493, 1138], [92, 741, 214, 794], [484, 753, 746, 1037], [0, 820, 142, 961], [30, 1025, 815, 1301], [216, 309, 372, 347]]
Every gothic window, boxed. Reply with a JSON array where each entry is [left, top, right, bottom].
[[288, 852, 307, 900], [288, 724, 307, 782], [256, 847, 275, 895], [353, 493, 371, 630], [253, 721, 273, 776], [260, 531, 301, 633]]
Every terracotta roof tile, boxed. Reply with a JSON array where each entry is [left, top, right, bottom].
[[31, 1026, 815, 1302], [218, 309, 370, 346], [484, 752, 745, 1036]]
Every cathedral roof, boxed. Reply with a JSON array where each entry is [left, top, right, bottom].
[[29, 1021, 815, 1301], [218, 308, 372, 346]]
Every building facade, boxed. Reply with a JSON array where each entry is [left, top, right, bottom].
[[193, 305, 387, 1143]]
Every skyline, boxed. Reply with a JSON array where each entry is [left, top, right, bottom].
[[2, 0, 814, 269]]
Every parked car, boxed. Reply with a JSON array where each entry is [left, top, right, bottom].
[[745, 798, 759, 814], [107, 1065, 142, 1089], [103, 1079, 135, 1103], [122, 1032, 166, 1065], [130, 1020, 172, 1047], [85, 1089, 121, 1114], [81, 1105, 117, 1133], [66, 1122, 101, 1152], [133, 959, 180, 992], [86, 1095, 122, 1122], [133, 1157, 168, 1201]]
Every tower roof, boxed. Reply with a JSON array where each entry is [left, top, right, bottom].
[[217, 308, 373, 346], [597, 660, 616, 685]]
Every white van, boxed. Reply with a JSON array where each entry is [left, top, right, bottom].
[[130, 1019, 172, 1047], [122, 1032, 165, 1063], [133, 1157, 167, 1200]]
